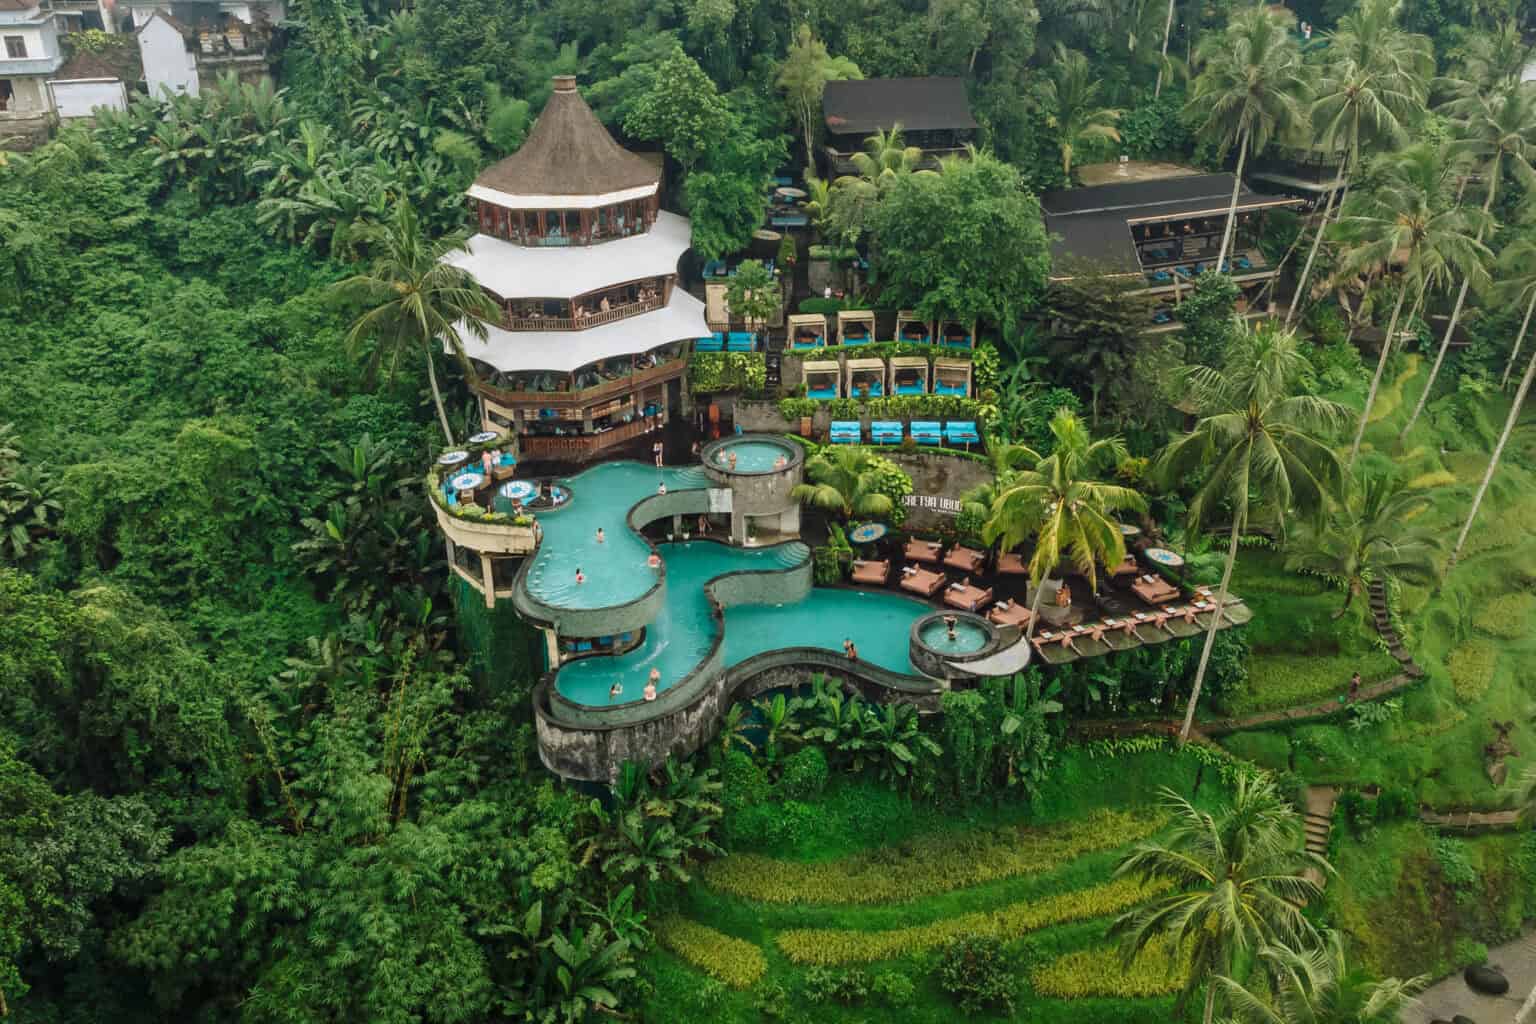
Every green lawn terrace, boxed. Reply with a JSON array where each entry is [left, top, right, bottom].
[[428, 431, 1251, 782]]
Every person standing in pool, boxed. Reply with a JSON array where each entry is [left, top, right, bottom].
[[647, 552, 661, 569], [595, 528, 605, 543], [944, 615, 958, 641], [727, 451, 738, 470], [609, 682, 623, 702], [843, 639, 858, 661], [644, 668, 660, 701]]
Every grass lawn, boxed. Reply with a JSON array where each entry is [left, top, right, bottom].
[[640, 748, 1226, 1024]]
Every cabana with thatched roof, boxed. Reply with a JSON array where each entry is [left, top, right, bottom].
[[938, 319, 974, 349], [846, 357, 886, 399], [804, 360, 840, 400], [896, 311, 931, 344], [837, 309, 875, 346], [933, 358, 970, 396], [890, 355, 929, 395], [788, 313, 828, 349]]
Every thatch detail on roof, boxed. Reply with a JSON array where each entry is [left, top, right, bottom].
[[474, 75, 659, 200]]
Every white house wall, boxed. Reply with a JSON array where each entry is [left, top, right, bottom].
[[49, 77, 127, 117], [137, 16, 198, 97]]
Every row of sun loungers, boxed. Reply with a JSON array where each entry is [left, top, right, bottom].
[[828, 421, 980, 446], [694, 331, 758, 352], [1131, 573, 1181, 605]]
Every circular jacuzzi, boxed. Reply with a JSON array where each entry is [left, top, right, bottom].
[[704, 434, 802, 475], [909, 611, 1003, 682]]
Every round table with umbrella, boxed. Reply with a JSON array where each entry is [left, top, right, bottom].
[[467, 431, 499, 445], [438, 450, 470, 467], [1119, 522, 1142, 539], [848, 522, 888, 545], [1144, 547, 1185, 569], [450, 472, 485, 493], [500, 480, 536, 503]]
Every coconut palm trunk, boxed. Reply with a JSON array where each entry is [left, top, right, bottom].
[[1453, 339, 1536, 562], [1155, 0, 1176, 99], [1179, 519, 1242, 743], [1346, 278, 1411, 467], [1286, 162, 1347, 326], [425, 346, 455, 445], [1403, 171, 1499, 437], [1024, 571, 1050, 645], [1501, 289, 1536, 389], [1217, 127, 1251, 271]]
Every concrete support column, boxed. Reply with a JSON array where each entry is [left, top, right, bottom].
[[672, 514, 683, 538], [731, 512, 747, 545], [542, 627, 561, 669], [479, 553, 496, 609]]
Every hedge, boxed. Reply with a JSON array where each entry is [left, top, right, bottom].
[[654, 916, 767, 989], [1448, 638, 1498, 703], [776, 876, 1171, 965], [700, 808, 1163, 906], [1029, 935, 1190, 999]]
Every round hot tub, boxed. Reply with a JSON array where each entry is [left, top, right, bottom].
[[705, 435, 802, 476], [909, 611, 1002, 682], [700, 434, 804, 543]]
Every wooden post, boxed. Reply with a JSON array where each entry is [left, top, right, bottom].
[[480, 554, 496, 609]]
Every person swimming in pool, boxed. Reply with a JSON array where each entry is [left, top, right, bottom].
[[609, 682, 623, 702], [647, 552, 661, 569], [728, 451, 738, 470], [843, 638, 858, 661], [657, 482, 667, 495], [575, 568, 586, 584], [644, 668, 660, 701], [595, 528, 605, 543], [773, 454, 787, 469], [944, 615, 958, 641]]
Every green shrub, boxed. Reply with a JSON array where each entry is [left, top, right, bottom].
[[1472, 592, 1534, 638], [1374, 785, 1417, 821], [1029, 935, 1189, 999], [776, 876, 1169, 965], [777, 396, 817, 421], [701, 808, 1163, 905], [778, 746, 829, 799], [728, 800, 820, 849], [935, 937, 1017, 1014], [870, 970, 915, 1008], [1447, 639, 1498, 703], [752, 981, 790, 1019], [811, 544, 847, 584], [1452, 937, 1488, 967], [690, 352, 767, 394], [802, 966, 870, 1005], [653, 916, 767, 989], [1431, 837, 1477, 890]]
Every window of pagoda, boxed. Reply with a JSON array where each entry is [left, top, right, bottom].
[[473, 196, 661, 246]]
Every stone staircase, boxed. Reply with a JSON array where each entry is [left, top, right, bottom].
[[673, 466, 709, 488], [1368, 580, 1424, 678], [1302, 785, 1337, 889]]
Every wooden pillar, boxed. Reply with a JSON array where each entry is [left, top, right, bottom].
[[543, 627, 561, 668], [479, 553, 496, 609]]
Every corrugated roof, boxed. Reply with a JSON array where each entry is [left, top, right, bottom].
[[822, 77, 977, 135], [474, 75, 659, 200]]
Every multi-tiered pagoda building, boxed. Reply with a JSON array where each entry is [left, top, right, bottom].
[[446, 74, 710, 461]]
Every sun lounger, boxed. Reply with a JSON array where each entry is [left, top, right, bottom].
[[1131, 573, 1180, 605], [829, 421, 862, 444], [727, 331, 756, 351], [851, 559, 891, 586], [871, 421, 903, 444], [900, 566, 946, 597], [904, 538, 943, 564], [989, 600, 1033, 628], [793, 334, 824, 349], [695, 333, 724, 352], [910, 421, 942, 445], [997, 552, 1029, 575], [943, 544, 984, 574], [895, 378, 926, 395], [1109, 553, 1139, 579], [944, 421, 980, 446], [808, 385, 837, 400], [944, 582, 992, 612]]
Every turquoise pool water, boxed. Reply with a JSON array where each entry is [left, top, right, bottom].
[[522, 462, 701, 610], [918, 617, 988, 654], [552, 542, 932, 705], [712, 438, 795, 473]]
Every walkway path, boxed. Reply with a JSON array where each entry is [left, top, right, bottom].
[[1419, 807, 1523, 833], [1302, 785, 1336, 890], [1403, 928, 1536, 1024]]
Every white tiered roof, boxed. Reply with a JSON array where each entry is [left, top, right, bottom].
[[445, 211, 693, 300], [449, 288, 709, 374]]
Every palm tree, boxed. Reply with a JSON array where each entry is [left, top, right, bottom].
[[1403, 80, 1536, 438], [1453, 329, 1536, 563], [1286, 0, 1432, 327], [1111, 774, 1327, 1024], [1493, 235, 1536, 390], [982, 409, 1145, 642], [1041, 43, 1122, 179], [333, 202, 500, 444], [843, 124, 936, 191], [1331, 143, 1489, 467], [1284, 470, 1443, 617], [1214, 930, 1428, 1023], [1438, 19, 1535, 103], [790, 448, 896, 521], [1185, 7, 1311, 271], [1156, 326, 1347, 743]]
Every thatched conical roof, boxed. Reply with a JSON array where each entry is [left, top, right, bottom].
[[474, 75, 659, 201]]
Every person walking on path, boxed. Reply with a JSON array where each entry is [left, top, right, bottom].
[[1347, 671, 1361, 702]]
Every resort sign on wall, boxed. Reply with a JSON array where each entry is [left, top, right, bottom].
[[904, 494, 963, 515]]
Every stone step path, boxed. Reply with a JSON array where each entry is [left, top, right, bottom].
[[1302, 786, 1336, 890], [1404, 928, 1536, 1023]]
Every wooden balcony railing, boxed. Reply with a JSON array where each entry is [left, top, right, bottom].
[[476, 359, 684, 411], [520, 418, 654, 460], [505, 297, 664, 332]]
